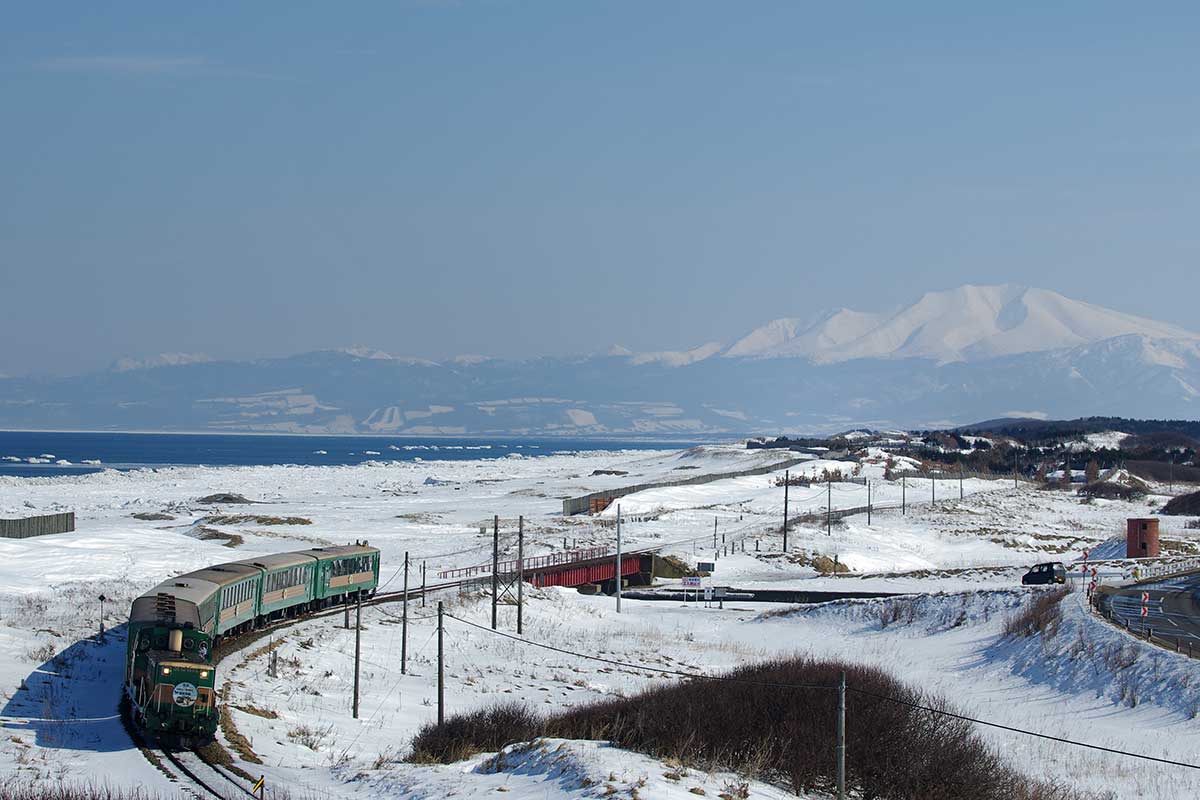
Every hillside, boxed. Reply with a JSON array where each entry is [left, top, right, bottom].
[[0, 285, 1197, 436]]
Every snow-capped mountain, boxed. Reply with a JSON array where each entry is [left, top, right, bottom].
[[634, 285, 1199, 366], [3, 285, 1198, 435]]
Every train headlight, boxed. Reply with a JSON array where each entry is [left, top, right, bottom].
[[161, 667, 171, 675], [200, 670, 209, 678]]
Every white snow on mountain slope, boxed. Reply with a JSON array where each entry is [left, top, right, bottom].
[[110, 352, 213, 371], [725, 285, 1200, 365], [630, 341, 724, 367], [724, 308, 884, 359]]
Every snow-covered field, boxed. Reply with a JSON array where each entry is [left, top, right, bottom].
[[2, 444, 1199, 797]]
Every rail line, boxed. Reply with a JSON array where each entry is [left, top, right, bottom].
[[160, 749, 237, 800], [130, 529, 739, 797]]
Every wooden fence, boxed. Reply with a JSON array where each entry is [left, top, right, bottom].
[[0, 512, 76, 539]]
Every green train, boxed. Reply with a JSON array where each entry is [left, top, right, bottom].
[[125, 542, 380, 745]]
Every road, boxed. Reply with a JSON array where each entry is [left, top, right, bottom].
[[1097, 572, 1200, 645]]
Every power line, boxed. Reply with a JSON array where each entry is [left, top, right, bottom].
[[445, 612, 1200, 771], [846, 685, 1200, 771], [445, 611, 833, 691]]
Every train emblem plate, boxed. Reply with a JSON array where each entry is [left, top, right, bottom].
[[173, 682, 198, 707]]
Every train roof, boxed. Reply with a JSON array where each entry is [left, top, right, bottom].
[[130, 575, 221, 623], [297, 544, 379, 560], [230, 552, 319, 572], [173, 562, 261, 588]]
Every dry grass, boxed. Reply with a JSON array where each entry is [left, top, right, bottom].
[[197, 526, 245, 548], [200, 514, 312, 526], [1004, 589, 1069, 638]]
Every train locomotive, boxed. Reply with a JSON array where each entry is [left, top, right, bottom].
[[126, 543, 380, 745]]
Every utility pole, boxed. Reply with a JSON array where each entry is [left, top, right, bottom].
[[713, 517, 717, 549], [866, 480, 871, 526], [344, 595, 350, 629], [902, 475, 906, 516], [421, 561, 427, 608], [491, 514, 499, 631], [517, 515, 524, 635], [959, 463, 964, 500], [783, 471, 790, 552], [401, 551, 409, 675], [827, 478, 832, 536], [616, 505, 623, 613], [436, 601, 444, 726], [352, 592, 362, 719], [931, 473, 936, 506], [837, 670, 846, 800]]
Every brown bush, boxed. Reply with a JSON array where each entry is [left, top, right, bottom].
[[1004, 588, 1069, 638], [409, 656, 1097, 800]]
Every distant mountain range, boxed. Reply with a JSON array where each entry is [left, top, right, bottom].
[[1, 284, 1197, 436]]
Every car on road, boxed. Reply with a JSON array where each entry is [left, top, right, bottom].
[[1022, 562, 1067, 586]]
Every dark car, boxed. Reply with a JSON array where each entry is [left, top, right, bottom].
[[1022, 562, 1067, 585]]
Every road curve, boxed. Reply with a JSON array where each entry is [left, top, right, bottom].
[[1095, 572, 1200, 646]]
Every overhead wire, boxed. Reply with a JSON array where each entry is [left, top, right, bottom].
[[444, 611, 1200, 771]]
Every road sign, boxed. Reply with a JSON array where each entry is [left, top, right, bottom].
[[697, 561, 716, 573], [252, 776, 265, 798], [682, 576, 702, 588], [1141, 606, 1149, 618], [1142, 591, 1150, 603]]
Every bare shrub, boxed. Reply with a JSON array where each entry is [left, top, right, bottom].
[[410, 656, 1102, 800], [879, 598, 917, 628], [287, 722, 335, 751], [1004, 589, 1069, 638], [408, 702, 541, 763]]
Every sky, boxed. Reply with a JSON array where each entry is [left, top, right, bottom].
[[2, 2, 1199, 376]]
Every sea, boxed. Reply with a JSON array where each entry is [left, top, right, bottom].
[[0, 431, 699, 478]]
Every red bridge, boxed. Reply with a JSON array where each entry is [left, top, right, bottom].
[[439, 547, 654, 589]]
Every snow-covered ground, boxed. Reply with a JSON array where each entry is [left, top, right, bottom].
[[2, 444, 1199, 797]]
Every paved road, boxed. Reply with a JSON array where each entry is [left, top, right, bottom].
[[1098, 572, 1200, 644]]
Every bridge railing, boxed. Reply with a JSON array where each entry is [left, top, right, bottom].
[[438, 546, 613, 579]]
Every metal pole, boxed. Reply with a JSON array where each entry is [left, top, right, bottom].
[[353, 593, 361, 719], [421, 561, 427, 608], [491, 514, 499, 630], [959, 463, 964, 500], [902, 475, 906, 515], [344, 595, 350, 629], [932, 473, 936, 505], [616, 505, 623, 613], [867, 480, 871, 526], [837, 670, 846, 800], [517, 515, 524, 635], [401, 551, 409, 675], [827, 478, 832, 536], [783, 471, 789, 552], [437, 601, 444, 726]]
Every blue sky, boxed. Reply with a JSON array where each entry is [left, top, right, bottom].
[[2, 2, 1198, 375]]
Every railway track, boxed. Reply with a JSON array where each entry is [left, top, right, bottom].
[[130, 541, 686, 797], [160, 748, 245, 800]]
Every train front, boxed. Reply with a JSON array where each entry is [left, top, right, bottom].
[[128, 581, 220, 746], [141, 627, 217, 743]]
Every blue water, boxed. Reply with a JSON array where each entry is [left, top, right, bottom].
[[0, 431, 694, 478]]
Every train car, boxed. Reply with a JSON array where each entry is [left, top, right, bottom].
[[231, 552, 319, 622], [300, 543, 381, 604], [188, 563, 263, 636], [126, 576, 221, 744], [126, 543, 380, 745]]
